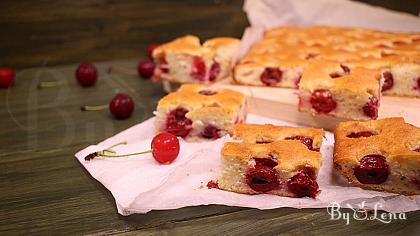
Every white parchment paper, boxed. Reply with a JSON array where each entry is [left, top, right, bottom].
[[75, 114, 420, 215]]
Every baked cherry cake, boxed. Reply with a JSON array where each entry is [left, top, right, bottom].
[[154, 84, 246, 141], [298, 60, 382, 120], [334, 118, 420, 195], [152, 35, 240, 84], [344, 56, 420, 98], [218, 140, 322, 198], [217, 123, 323, 198], [236, 25, 420, 98], [233, 53, 308, 88], [233, 123, 323, 152]]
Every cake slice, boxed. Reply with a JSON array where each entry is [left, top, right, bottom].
[[298, 60, 382, 120], [334, 118, 420, 195], [218, 141, 322, 198], [343, 56, 420, 97], [154, 84, 247, 141], [233, 53, 308, 88], [233, 123, 323, 152], [152, 35, 240, 84]]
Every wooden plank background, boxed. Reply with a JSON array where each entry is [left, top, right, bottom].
[[1, 0, 419, 68], [0, 0, 248, 68]]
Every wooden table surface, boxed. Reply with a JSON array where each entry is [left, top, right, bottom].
[[1, 60, 419, 235]]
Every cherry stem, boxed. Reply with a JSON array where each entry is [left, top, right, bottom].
[[37, 81, 62, 89], [85, 141, 153, 161], [81, 104, 108, 111], [97, 149, 153, 158]]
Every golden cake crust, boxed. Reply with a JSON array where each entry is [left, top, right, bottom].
[[299, 60, 381, 96], [233, 124, 323, 150], [334, 117, 420, 195], [221, 141, 322, 173], [153, 35, 240, 60], [235, 25, 420, 98], [157, 84, 245, 113], [203, 37, 241, 50], [153, 35, 202, 60]]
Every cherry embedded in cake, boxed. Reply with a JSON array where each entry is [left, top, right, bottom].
[[233, 53, 307, 89], [218, 141, 322, 198], [334, 117, 420, 195], [234, 25, 420, 98], [381, 71, 394, 92], [260, 67, 283, 86], [152, 35, 240, 84], [209, 62, 221, 82], [309, 89, 337, 114], [298, 60, 381, 120], [190, 56, 206, 81], [154, 84, 247, 141]]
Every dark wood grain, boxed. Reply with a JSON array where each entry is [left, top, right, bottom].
[[0, 60, 419, 235], [0, 0, 248, 68]]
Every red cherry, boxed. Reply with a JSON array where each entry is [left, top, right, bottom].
[[207, 180, 219, 189], [256, 140, 272, 144], [341, 64, 351, 73], [165, 108, 192, 137], [362, 97, 379, 119], [190, 56, 206, 81], [201, 125, 221, 139], [109, 93, 135, 119], [260, 67, 282, 86], [347, 131, 376, 138], [416, 77, 420, 91], [76, 63, 97, 87], [294, 74, 302, 88], [354, 154, 389, 184], [0, 68, 15, 88], [413, 147, 420, 152], [253, 156, 278, 168], [287, 168, 319, 198], [305, 53, 318, 60], [209, 62, 221, 81], [246, 166, 280, 192], [147, 43, 160, 60], [137, 60, 155, 79], [382, 71, 394, 92], [285, 136, 319, 151], [310, 89, 337, 114], [198, 90, 217, 96], [151, 133, 180, 164]]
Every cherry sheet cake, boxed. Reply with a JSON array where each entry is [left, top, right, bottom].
[[234, 25, 420, 120], [334, 118, 420, 195], [298, 60, 382, 120], [218, 124, 324, 198], [154, 84, 247, 141], [152, 35, 240, 84]]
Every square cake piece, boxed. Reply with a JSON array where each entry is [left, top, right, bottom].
[[152, 35, 240, 84], [344, 56, 420, 98], [218, 141, 322, 198], [233, 123, 323, 152], [298, 60, 382, 120], [154, 84, 247, 141], [334, 118, 420, 195], [217, 123, 323, 198]]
